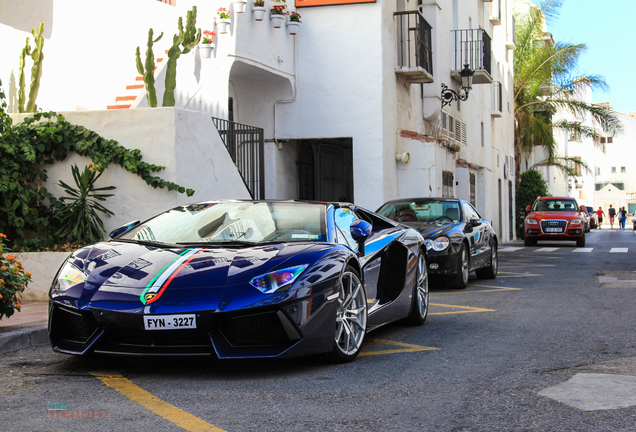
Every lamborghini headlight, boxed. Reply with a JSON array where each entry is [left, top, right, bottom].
[[425, 237, 450, 251], [53, 261, 86, 292], [250, 264, 308, 294]]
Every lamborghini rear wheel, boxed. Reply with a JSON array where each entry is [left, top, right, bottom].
[[325, 266, 368, 363]]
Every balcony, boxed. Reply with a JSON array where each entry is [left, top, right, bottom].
[[451, 29, 492, 84], [394, 11, 434, 84], [491, 81, 503, 117]]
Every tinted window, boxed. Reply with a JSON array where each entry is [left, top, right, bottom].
[[377, 200, 461, 223], [532, 199, 577, 212]]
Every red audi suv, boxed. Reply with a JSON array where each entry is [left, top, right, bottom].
[[524, 197, 587, 247]]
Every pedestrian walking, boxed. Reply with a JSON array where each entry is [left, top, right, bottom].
[[619, 206, 627, 229], [596, 207, 605, 229], [608, 205, 616, 229]]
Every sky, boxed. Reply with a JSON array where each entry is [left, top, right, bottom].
[[536, 0, 636, 114]]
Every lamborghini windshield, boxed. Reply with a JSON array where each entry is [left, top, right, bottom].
[[118, 202, 327, 244]]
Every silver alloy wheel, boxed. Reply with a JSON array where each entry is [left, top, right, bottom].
[[415, 254, 429, 318], [335, 271, 367, 356], [460, 246, 469, 284], [490, 246, 498, 275]]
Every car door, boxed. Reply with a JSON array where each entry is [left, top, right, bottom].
[[461, 201, 490, 269], [332, 207, 382, 310]]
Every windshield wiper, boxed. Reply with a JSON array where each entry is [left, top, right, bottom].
[[112, 238, 179, 248]]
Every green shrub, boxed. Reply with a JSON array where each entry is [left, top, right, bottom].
[[56, 164, 115, 244], [516, 170, 549, 238], [0, 79, 194, 251]]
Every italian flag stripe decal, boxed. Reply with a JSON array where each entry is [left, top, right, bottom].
[[140, 248, 205, 305]]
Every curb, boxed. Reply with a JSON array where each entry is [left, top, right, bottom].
[[0, 326, 49, 354]]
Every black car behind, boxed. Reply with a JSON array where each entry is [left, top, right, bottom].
[[377, 198, 498, 289]]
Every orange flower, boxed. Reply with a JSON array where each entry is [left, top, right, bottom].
[[0, 294, 3, 299], [1, 266, 5, 270], [0, 233, 6, 238], [16, 304, 21, 309], [6, 255, 13, 260], [20, 266, 24, 270], [25, 272, 32, 277]]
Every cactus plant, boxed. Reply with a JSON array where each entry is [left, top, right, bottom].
[[135, 29, 163, 108], [162, 6, 201, 107], [25, 22, 45, 113], [17, 37, 31, 113]]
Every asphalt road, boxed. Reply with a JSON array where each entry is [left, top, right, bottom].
[[1, 228, 636, 431]]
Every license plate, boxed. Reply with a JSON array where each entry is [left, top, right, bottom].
[[144, 314, 196, 330], [545, 227, 562, 233]]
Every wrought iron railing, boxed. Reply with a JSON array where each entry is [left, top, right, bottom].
[[212, 118, 265, 200], [452, 29, 491, 74], [395, 11, 433, 75]]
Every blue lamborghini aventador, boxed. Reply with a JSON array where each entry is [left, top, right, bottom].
[[48, 200, 429, 362]]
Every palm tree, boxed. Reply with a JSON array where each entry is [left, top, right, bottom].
[[513, 0, 622, 187]]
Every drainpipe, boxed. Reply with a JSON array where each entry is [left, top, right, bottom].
[[273, 34, 299, 150]]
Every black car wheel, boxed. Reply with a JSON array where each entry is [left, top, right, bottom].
[[406, 251, 429, 326], [576, 233, 586, 247], [447, 243, 469, 289], [325, 266, 368, 363], [476, 241, 498, 279]]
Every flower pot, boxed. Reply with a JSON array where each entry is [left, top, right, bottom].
[[287, 20, 300, 35], [271, 14, 284, 29], [199, 44, 214, 58], [232, 0, 247, 13], [253, 6, 266, 21], [216, 18, 231, 34]]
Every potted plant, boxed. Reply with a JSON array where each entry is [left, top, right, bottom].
[[253, 0, 266, 21], [216, 7, 232, 34], [232, 0, 248, 13], [270, 4, 288, 29], [199, 30, 216, 58], [287, 11, 301, 35]]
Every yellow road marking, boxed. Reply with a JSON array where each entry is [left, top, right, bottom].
[[91, 371, 225, 432], [429, 303, 494, 315], [360, 338, 439, 356], [496, 271, 542, 277], [430, 285, 521, 294]]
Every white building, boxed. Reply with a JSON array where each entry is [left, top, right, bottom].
[[1, 0, 517, 241]]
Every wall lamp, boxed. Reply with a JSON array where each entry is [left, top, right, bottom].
[[441, 64, 475, 108]]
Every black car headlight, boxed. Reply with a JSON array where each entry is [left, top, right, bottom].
[[53, 261, 86, 292], [425, 236, 450, 252], [250, 264, 308, 294]]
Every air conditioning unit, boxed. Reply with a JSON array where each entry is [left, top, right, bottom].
[[441, 112, 467, 145]]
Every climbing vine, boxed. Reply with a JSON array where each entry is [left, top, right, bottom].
[[0, 80, 194, 250]]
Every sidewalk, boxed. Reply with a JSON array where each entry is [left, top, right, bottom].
[[0, 302, 49, 354]]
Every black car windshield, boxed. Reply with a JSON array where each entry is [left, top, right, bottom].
[[533, 199, 578, 212], [377, 200, 461, 223], [118, 202, 327, 244]]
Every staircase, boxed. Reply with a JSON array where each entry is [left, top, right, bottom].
[[107, 56, 165, 110]]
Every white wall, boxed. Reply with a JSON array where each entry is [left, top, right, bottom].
[[10, 108, 251, 235]]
